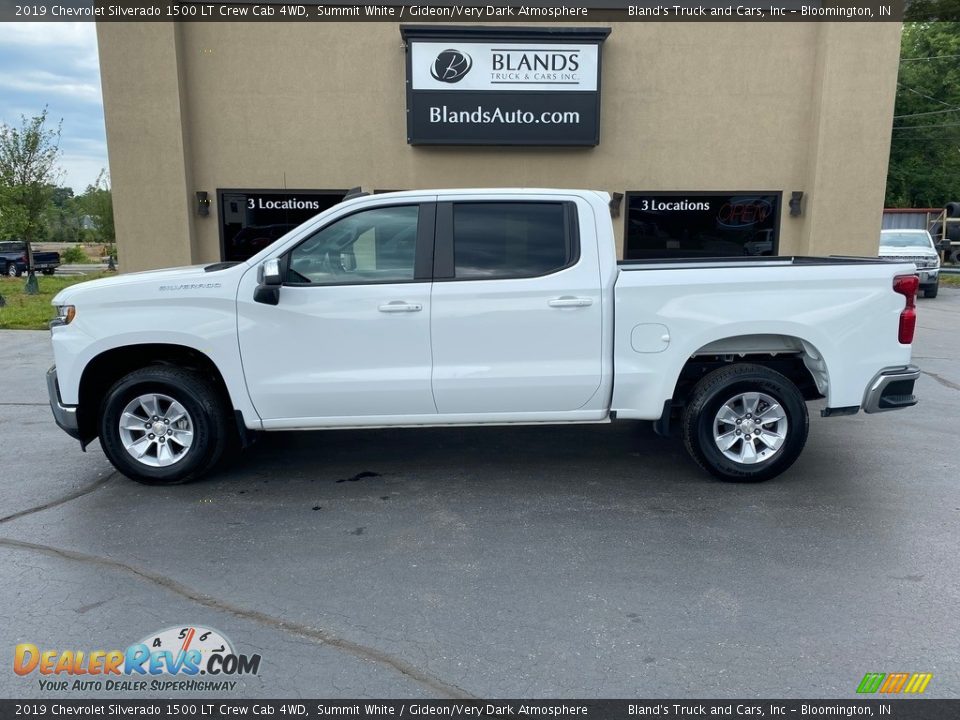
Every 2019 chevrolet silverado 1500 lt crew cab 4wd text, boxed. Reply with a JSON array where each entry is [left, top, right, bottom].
[[46, 189, 921, 485]]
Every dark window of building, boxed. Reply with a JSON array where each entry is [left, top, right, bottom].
[[218, 189, 346, 262], [287, 205, 419, 285], [452, 202, 574, 279], [625, 193, 781, 259]]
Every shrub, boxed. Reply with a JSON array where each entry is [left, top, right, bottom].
[[61, 245, 88, 264]]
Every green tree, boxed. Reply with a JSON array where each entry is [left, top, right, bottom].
[[45, 186, 82, 243], [886, 22, 960, 208], [904, 0, 960, 21], [78, 170, 114, 244], [0, 108, 63, 294]]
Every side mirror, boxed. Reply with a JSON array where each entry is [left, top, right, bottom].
[[260, 258, 282, 285], [937, 239, 951, 252], [254, 258, 282, 305]]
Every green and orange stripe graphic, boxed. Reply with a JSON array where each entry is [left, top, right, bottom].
[[857, 672, 932, 694]]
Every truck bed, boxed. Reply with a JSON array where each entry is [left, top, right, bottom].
[[611, 253, 917, 420]]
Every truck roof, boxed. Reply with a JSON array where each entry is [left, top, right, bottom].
[[354, 188, 610, 202]]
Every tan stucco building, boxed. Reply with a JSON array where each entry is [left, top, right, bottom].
[[96, 21, 902, 273]]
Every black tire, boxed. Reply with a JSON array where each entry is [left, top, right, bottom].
[[945, 201, 960, 218], [923, 280, 939, 299], [681, 363, 809, 483], [99, 366, 230, 485], [5, 262, 19, 278], [41, 268, 55, 276]]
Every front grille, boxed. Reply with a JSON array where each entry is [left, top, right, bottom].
[[884, 255, 938, 269]]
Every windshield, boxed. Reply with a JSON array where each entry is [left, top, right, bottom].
[[880, 231, 933, 249]]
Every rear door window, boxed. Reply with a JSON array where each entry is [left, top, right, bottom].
[[451, 202, 576, 280]]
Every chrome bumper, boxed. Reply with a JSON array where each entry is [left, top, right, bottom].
[[863, 365, 920, 414], [46, 366, 81, 440]]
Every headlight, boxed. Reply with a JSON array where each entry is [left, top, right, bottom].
[[51, 305, 76, 328]]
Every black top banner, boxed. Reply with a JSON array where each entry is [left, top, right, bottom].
[[1, 700, 958, 720], [4, 0, 952, 23]]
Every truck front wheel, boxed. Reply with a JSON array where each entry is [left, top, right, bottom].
[[99, 366, 229, 484], [681, 363, 808, 483]]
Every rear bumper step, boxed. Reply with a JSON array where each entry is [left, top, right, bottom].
[[863, 365, 920, 414]]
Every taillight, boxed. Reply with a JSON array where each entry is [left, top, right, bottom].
[[893, 274, 919, 344]]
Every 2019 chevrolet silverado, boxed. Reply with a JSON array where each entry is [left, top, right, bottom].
[[47, 189, 921, 485]]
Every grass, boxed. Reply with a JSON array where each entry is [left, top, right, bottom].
[[0, 272, 110, 330], [940, 272, 960, 288]]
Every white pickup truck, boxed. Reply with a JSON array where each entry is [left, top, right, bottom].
[[47, 189, 921, 485]]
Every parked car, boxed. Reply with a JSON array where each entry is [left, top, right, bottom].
[[47, 189, 921, 485], [879, 229, 940, 298], [0, 241, 62, 277]]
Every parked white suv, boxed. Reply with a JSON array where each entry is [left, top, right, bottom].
[[879, 229, 940, 298]]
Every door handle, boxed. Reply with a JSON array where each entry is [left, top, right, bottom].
[[548, 296, 593, 308], [378, 301, 423, 313]]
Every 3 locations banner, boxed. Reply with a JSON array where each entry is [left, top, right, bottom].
[[402, 27, 610, 145]]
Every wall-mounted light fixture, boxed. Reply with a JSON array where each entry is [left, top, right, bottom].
[[609, 192, 624, 219], [196, 191, 210, 217], [789, 191, 804, 217]]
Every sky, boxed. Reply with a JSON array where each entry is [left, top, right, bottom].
[[0, 22, 108, 193]]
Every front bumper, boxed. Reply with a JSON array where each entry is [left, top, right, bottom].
[[863, 365, 920, 414], [918, 268, 939, 285], [46, 365, 81, 440]]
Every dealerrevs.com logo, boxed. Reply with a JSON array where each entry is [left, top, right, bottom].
[[431, 49, 472, 83], [14, 625, 261, 692]]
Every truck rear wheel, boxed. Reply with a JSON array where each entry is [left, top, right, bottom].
[[99, 366, 229, 484], [681, 363, 808, 483]]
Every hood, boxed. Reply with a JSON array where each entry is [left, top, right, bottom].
[[52, 263, 243, 304], [879, 245, 938, 258]]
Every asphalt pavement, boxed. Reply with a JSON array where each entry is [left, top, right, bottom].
[[0, 290, 958, 699]]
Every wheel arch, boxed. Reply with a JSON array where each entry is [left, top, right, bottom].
[[657, 333, 830, 434], [77, 343, 236, 445]]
